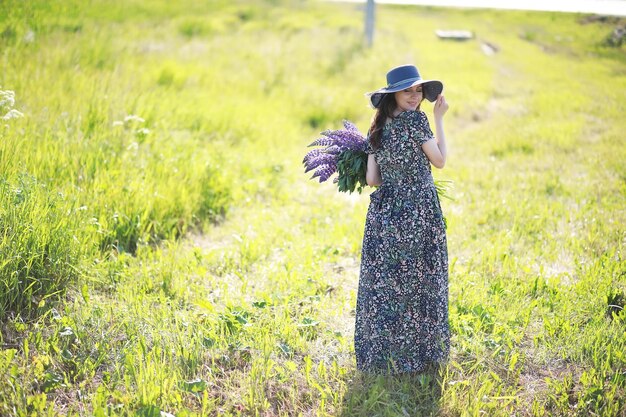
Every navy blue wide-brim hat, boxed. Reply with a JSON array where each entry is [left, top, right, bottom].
[[366, 64, 443, 108]]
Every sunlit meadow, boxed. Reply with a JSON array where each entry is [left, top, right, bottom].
[[0, 0, 625, 416]]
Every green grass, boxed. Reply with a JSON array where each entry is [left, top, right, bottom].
[[1, 0, 625, 415]]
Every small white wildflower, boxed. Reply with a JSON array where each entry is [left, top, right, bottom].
[[124, 114, 145, 124], [126, 141, 139, 150], [112, 120, 124, 127], [135, 128, 150, 137], [2, 109, 24, 120], [24, 30, 35, 43], [0, 90, 16, 109]]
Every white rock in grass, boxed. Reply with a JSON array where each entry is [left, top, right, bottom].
[[2, 109, 24, 120], [435, 29, 473, 40]]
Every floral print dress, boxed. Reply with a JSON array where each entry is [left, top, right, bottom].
[[355, 110, 449, 374]]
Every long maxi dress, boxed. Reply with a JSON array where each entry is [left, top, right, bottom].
[[355, 109, 449, 373]]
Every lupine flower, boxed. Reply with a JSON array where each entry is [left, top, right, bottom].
[[303, 152, 336, 173], [303, 120, 368, 193], [310, 164, 337, 183], [308, 121, 367, 152]]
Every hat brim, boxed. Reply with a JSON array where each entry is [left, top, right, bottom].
[[367, 79, 443, 108]]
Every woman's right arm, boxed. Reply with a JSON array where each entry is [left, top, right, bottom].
[[422, 95, 448, 169], [366, 153, 382, 186]]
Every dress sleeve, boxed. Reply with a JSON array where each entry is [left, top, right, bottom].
[[365, 132, 375, 155], [406, 110, 434, 147]]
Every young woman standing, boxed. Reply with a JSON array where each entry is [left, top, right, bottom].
[[355, 64, 449, 373]]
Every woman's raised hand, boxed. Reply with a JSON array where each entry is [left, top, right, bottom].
[[433, 94, 449, 120]]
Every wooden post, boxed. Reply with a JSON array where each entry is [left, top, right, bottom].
[[365, 0, 375, 47]]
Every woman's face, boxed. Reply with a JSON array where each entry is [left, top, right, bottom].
[[394, 85, 423, 114]]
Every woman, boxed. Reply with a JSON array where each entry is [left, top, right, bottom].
[[355, 64, 449, 374]]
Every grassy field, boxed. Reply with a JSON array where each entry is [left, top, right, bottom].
[[1, 0, 625, 415]]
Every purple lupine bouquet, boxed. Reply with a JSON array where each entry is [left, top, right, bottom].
[[303, 120, 453, 210], [303, 120, 369, 194]]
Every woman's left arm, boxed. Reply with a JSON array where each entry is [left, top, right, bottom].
[[366, 153, 382, 186]]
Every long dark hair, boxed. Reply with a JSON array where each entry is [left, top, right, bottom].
[[368, 93, 423, 150], [368, 94, 396, 151]]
